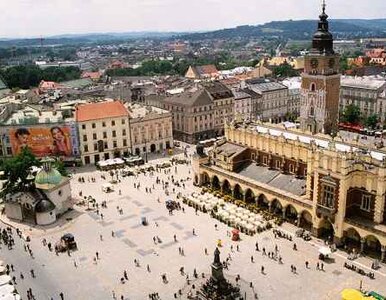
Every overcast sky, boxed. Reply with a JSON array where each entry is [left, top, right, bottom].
[[1, 0, 385, 38]]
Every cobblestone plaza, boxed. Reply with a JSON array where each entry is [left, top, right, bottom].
[[1, 151, 386, 299]]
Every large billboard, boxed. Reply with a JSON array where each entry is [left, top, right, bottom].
[[9, 125, 77, 157]]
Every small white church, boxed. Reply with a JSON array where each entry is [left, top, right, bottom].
[[4, 158, 73, 226]]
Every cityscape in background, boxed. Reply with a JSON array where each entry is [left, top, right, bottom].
[[0, 1, 386, 299]]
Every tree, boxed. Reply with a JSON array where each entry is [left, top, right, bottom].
[[341, 104, 361, 124], [0, 148, 41, 198], [272, 63, 299, 78], [365, 114, 378, 129]]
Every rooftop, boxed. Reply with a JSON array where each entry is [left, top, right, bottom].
[[164, 88, 212, 107], [75, 101, 128, 122], [248, 81, 288, 93], [127, 103, 169, 119], [238, 163, 306, 196], [216, 142, 246, 158], [341, 76, 386, 90]]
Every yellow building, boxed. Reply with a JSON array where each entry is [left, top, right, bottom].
[[193, 3, 386, 262]]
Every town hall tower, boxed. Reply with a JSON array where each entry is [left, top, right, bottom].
[[299, 1, 341, 135]]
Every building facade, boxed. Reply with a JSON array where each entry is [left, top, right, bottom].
[[75, 101, 131, 165], [194, 122, 386, 261], [340, 76, 386, 122], [127, 103, 173, 156]]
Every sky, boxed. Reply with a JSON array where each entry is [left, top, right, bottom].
[[0, 0, 385, 38]]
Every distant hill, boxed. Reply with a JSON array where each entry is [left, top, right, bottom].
[[180, 19, 386, 40], [0, 31, 186, 48]]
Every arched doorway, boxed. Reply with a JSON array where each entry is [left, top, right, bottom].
[[201, 172, 210, 186], [222, 180, 231, 195], [285, 204, 298, 223], [344, 228, 361, 253], [244, 189, 255, 204], [257, 194, 269, 210], [135, 148, 140, 155], [233, 184, 243, 200], [212, 176, 220, 190], [150, 144, 156, 153], [364, 235, 382, 259], [299, 210, 313, 231], [319, 218, 334, 242], [271, 199, 283, 216]]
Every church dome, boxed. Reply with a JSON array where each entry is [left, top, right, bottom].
[[35, 199, 56, 213], [34, 158, 62, 189]]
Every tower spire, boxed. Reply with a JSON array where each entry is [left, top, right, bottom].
[[322, 0, 326, 13]]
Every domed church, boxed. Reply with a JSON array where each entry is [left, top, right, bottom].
[[4, 158, 73, 226]]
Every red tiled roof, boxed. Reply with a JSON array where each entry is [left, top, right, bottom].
[[195, 64, 218, 76], [81, 71, 101, 79], [75, 101, 128, 122]]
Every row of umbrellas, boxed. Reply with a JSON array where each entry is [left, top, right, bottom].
[[189, 192, 268, 233]]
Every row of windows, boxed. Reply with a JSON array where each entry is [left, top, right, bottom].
[[81, 119, 125, 130], [83, 139, 128, 152], [83, 129, 126, 142]]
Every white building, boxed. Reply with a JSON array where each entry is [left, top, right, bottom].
[[127, 103, 173, 156], [340, 76, 386, 122], [76, 100, 131, 165], [282, 77, 301, 117]]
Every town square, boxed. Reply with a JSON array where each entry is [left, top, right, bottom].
[[0, 147, 385, 299]]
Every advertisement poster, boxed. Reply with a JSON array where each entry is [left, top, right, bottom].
[[10, 126, 74, 157]]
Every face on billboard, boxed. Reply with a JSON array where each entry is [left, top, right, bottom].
[[10, 126, 73, 157]]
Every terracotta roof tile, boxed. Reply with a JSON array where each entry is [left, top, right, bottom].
[[75, 101, 128, 122]]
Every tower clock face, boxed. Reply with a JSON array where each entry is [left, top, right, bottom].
[[329, 58, 335, 68], [311, 58, 318, 68]]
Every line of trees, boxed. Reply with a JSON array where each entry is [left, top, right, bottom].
[[0, 65, 81, 89], [341, 104, 379, 129]]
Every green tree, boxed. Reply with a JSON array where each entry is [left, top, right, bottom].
[[0, 148, 41, 198], [365, 114, 378, 129], [272, 63, 299, 78], [342, 104, 361, 124]]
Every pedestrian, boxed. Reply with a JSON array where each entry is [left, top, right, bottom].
[[255, 242, 259, 251], [20, 273, 24, 280], [204, 248, 208, 255], [261, 266, 265, 274], [192, 228, 195, 235], [251, 256, 254, 263], [316, 262, 319, 270], [112, 290, 116, 299], [147, 264, 150, 272], [112, 231, 115, 237], [124, 270, 128, 280], [59, 292, 64, 300], [30, 269, 35, 278], [10, 265, 14, 272], [305, 261, 309, 269], [293, 243, 297, 251], [96, 251, 99, 260], [321, 263, 324, 271], [236, 245, 239, 252], [74, 260, 77, 268], [215, 224, 218, 230], [100, 234, 103, 241], [174, 234, 177, 242]]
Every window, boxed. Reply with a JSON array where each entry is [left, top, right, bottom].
[[360, 194, 371, 212], [103, 132, 107, 139], [263, 156, 268, 165], [112, 130, 116, 138], [112, 120, 116, 126], [84, 145, 89, 152], [104, 142, 108, 149], [275, 160, 281, 169], [123, 139, 127, 147], [83, 135, 87, 142], [93, 143, 98, 151], [102, 122, 106, 127], [289, 164, 294, 173], [82, 124, 86, 130], [93, 133, 97, 140], [92, 123, 96, 129], [122, 129, 126, 136], [321, 184, 335, 208], [113, 141, 117, 148], [122, 119, 125, 125]]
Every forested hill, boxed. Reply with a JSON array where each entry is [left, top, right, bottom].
[[180, 19, 386, 40]]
